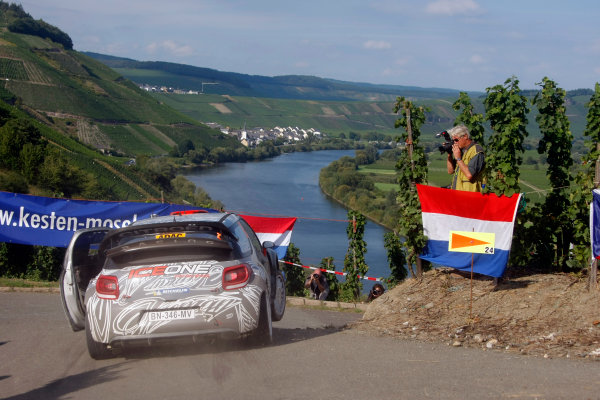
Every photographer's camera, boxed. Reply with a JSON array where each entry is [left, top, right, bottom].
[[436, 130, 453, 154]]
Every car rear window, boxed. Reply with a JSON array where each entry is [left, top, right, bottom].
[[102, 224, 242, 268]]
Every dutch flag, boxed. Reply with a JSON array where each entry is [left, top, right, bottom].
[[416, 184, 522, 278]]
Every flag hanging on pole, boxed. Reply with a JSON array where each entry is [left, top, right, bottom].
[[416, 184, 522, 278]]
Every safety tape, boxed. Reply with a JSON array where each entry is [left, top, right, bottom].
[[279, 260, 382, 282]]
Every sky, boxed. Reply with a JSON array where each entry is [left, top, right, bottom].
[[18, 0, 600, 92]]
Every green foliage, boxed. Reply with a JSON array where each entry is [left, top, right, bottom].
[[170, 175, 224, 210], [0, 170, 27, 192], [567, 83, 600, 271], [383, 231, 407, 287], [0, 1, 72, 49], [452, 91, 486, 145], [530, 77, 574, 271], [136, 155, 177, 193], [355, 145, 378, 165], [0, 119, 45, 174], [393, 97, 429, 276], [38, 148, 90, 197], [26, 246, 63, 281], [583, 83, 600, 160], [342, 211, 368, 300], [484, 76, 529, 196], [0, 242, 64, 281], [319, 155, 392, 224], [7, 15, 72, 49], [283, 242, 305, 296]]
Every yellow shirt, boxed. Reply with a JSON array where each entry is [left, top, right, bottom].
[[452, 143, 486, 192]]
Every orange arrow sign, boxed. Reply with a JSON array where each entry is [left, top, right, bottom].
[[448, 231, 495, 254], [451, 232, 490, 249]]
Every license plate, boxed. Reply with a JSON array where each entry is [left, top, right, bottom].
[[147, 309, 194, 322]]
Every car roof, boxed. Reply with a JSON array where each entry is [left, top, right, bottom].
[[97, 212, 242, 254], [131, 212, 233, 226]]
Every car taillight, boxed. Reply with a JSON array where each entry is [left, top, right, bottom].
[[96, 275, 119, 300], [222, 264, 250, 290]]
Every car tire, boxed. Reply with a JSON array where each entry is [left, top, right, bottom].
[[247, 294, 272, 347], [85, 317, 113, 360], [270, 270, 286, 322]]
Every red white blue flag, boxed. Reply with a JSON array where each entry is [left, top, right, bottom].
[[240, 214, 297, 259], [416, 184, 522, 278]]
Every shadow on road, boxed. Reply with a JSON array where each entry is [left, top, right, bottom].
[[117, 324, 349, 360], [2, 363, 129, 400]]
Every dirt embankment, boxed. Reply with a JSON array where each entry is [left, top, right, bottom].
[[352, 269, 600, 360]]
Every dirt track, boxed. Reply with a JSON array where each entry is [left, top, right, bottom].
[[354, 269, 600, 360]]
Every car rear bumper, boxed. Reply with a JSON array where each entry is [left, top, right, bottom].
[[108, 327, 242, 348]]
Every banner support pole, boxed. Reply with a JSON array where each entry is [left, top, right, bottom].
[[470, 252, 474, 320]]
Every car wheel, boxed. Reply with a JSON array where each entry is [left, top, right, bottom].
[[247, 294, 272, 347], [271, 271, 286, 322], [85, 317, 113, 360]]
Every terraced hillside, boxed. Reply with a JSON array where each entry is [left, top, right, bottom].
[[0, 29, 238, 156], [0, 2, 240, 203]]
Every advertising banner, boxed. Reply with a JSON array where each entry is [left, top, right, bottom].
[[0, 191, 211, 248]]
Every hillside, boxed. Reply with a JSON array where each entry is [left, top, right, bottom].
[[0, 5, 239, 158], [84, 52, 473, 102], [0, 2, 240, 204], [86, 53, 593, 142]]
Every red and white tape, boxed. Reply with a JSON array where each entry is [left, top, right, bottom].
[[279, 260, 382, 282]]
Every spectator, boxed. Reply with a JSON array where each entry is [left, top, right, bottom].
[[367, 283, 385, 302], [305, 268, 329, 300], [446, 125, 486, 192]]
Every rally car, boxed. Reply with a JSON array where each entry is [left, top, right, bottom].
[[60, 212, 286, 359]]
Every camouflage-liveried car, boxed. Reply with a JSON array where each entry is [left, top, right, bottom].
[[60, 212, 286, 359]]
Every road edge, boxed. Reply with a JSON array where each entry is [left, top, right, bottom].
[[0, 287, 369, 312]]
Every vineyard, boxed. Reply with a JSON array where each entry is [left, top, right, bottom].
[[22, 61, 52, 84], [35, 49, 89, 76], [0, 58, 27, 80], [76, 119, 111, 149]]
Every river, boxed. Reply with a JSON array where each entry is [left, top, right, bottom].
[[185, 150, 391, 292]]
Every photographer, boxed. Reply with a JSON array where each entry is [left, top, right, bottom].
[[367, 283, 385, 302], [446, 125, 486, 192], [304, 268, 330, 300]]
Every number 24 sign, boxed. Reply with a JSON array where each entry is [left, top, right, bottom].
[[449, 231, 495, 254]]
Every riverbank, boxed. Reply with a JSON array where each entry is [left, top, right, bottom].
[[318, 153, 401, 232], [318, 180, 395, 231]]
